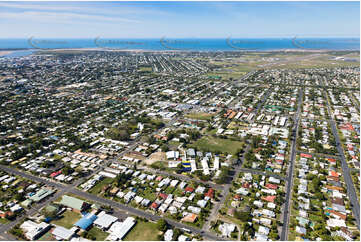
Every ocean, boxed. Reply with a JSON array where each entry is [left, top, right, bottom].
[[0, 38, 359, 52]]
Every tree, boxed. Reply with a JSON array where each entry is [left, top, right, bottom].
[[157, 219, 168, 232], [106, 128, 130, 141], [234, 210, 252, 222], [161, 144, 169, 152], [62, 165, 74, 176], [173, 228, 181, 240]]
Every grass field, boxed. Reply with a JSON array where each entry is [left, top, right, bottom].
[[0, 218, 9, 224], [189, 136, 243, 154], [52, 210, 81, 229], [185, 112, 215, 120], [87, 226, 109, 241], [138, 66, 152, 72], [89, 177, 114, 195], [123, 221, 160, 241]]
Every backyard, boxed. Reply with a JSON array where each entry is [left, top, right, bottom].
[[52, 210, 82, 229], [123, 220, 161, 241]]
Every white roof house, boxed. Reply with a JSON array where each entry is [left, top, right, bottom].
[[255, 232, 268, 241], [106, 217, 136, 241], [94, 211, 118, 230], [269, 177, 280, 184], [327, 218, 346, 228], [195, 186, 205, 194], [166, 151, 179, 160], [253, 200, 263, 208], [179, 181, 187, 189], [214, 156, 220, 170], [258, 226, 270, 235], [296, 226, 307, 235], [178, 235, 189, 241], [20, 220, 51, 240], [170, 179, 179, 187], [190, 160, 197, 172], [164, 229, 174, 241], [52, 225, 75, 240], [201, 158, 210, 175], [219, 223, 235, 238], [197, 199, 207, 208]]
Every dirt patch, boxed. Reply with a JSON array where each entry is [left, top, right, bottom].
[[143, 152, 166, 165]]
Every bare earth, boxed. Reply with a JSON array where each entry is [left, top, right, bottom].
[[143, 151, 166, 165]]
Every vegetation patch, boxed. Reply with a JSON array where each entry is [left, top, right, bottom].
[[52, 210, 81, 229], [189, 136, 243, 155], [123, 221, 160, 241]]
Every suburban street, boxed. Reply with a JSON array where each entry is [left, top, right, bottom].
[[0, 165, 225, 241], [280, 88, 303, 241], [322, 88, 360, 228]]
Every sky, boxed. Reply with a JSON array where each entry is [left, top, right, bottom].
[[0, 1, 359, 38]]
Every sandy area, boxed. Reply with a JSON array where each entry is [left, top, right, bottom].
[[0, 51, 13, 56], [143, 151, 166, 165]]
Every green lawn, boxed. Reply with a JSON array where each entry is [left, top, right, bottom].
[[87, 226, 109, 241], [185, 112, 215, 120], [189, 136, 244, 154], [142, 187, 157, 201], [0, 218, 9, 224], [138, 66, 152, 72], [38, 231, 56, 241], [123, 221, 160, 241], [89, 177, 114, 195], [52, 210, 82, 229]]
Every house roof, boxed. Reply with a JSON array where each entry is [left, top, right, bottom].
[[185, 187, 194, 193], [94, 212, 118, 228], [60, 195, 86, 211], [261, 195, 276, 203], [52, 225, 74, 240], [181, 213, 197, 223], [75, 213, 97, 230], [205, 188, 214, 198]]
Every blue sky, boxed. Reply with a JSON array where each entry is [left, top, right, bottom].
[[0, 1, 359, 38]]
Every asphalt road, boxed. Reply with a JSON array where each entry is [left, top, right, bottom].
[[323, 89, 360, 228], [280, 87, 303, 241], [202, 84, 273, 232]]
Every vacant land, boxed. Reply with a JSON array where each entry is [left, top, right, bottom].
[[189, 136, 243, 154], [123, 221, 160, 241], [185, 112, 215, 120], [89, 177, 114, 195], [138, 66, 152, 72], [143, 151, 166, 165], [52, 210, 81, 229]]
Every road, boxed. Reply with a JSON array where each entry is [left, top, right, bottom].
[[280, 87, 303, 241], [202, 84, 273, 232], [0, 165, 225, 241], [202, 145, 250, 231], [323, 88, 360, 228]]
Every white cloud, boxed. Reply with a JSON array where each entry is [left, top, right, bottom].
[[0, 11, 141, 24], [0, 2, 170, 17]]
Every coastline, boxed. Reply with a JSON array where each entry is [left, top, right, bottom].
[[2, 47, 358, 54]]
